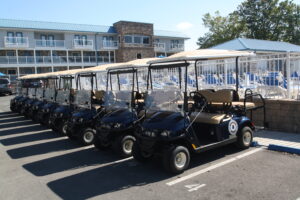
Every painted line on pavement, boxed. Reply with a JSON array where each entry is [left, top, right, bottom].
[[0, 119, 33, 126], [268, 144, 300, 155], [166, 148, 262, 186], [0, 123, 40, 131], [0, 116, 25, 121]]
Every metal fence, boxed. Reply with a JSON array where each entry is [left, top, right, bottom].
[[191, 53, 300, 100]]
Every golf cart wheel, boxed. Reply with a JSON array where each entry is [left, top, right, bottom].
[[163, 145, 190, 174], [94, 137, 110, 150], [59, 121, 69, 136], [112, 135, 136, 158], [132, 142, 152, 162], [236, 126, 253, 149], [80, 128, 96, 145]]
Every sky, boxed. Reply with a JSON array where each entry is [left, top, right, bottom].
[[1, 0, 300, 51]]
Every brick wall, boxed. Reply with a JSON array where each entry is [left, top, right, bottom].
[[113, 21, 155, 62], [250, 99, 300, 133]]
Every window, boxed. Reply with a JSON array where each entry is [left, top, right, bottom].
[[124, 35, 150, 44], [134, 36, 141, 44], [16, 32, 23, 43], [143, 36, 150, 44], [155, 39, 160, 43], [81, 35, 87, 45], [124, 35, 132, 43], [16, 32, 23, 38], [137, 53, 142, 59], [0, 79, 9, 84], [7, 32, 14, 43]]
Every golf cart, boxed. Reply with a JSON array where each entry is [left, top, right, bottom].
[[94, 58, 154, 157], [10, 79, 27, 112], [49, 69, 81, 135], [133, 49, 266, 174], [36, 73, 60, 126], [67, 64, 119, 145]]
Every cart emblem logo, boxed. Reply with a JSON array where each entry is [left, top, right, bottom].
[[228, 120, 238, 135]]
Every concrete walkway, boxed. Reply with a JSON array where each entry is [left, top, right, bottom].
[[254, 130, 300, 152]]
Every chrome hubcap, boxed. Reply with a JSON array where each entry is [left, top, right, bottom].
[[243, 131, 252, 146], [62, 124, 68, 135], [83, 132, 94, 143], [174, 152, 187, 169], [123, 140, 134, 154]]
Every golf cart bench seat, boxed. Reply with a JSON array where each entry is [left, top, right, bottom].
[[94, 90, 105, 101], [210, 102, 256, 109], [190, 112, 227, 125], [197, 90, 256, 110]]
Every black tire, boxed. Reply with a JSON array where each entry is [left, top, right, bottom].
[[236, 126, 253, 149], [94, 137, 110, 150], [112, 135, 136, 158], [163, 145, 190, 174], [132, 142, 152, 163], [58, 121, 69, 136], [80, 128, 96, 145]]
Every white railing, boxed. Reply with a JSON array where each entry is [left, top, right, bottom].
[[4, 37, 29, 48], [35, 40, 65, 48], [102, 40, 118, 49], [154, 43, 166, 51], [169, 43, 184, 51], [73, 39, 93, 49], [0, 56, 18, 64]]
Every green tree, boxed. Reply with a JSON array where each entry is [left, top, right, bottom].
[[197, 0, 300, 49]]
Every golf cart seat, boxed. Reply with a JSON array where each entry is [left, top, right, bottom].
[[94, 90, 105, 101], [190, 112, 227, 125]]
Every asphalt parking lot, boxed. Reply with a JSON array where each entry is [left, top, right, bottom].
[[1, 95, 300, 200]]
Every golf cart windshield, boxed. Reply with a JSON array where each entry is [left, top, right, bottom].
[[21, 88, 28, 96], [28, 88, 36, 98], [73, 90, 91, 108], [36, 88, 44, 100], [105, 68, 142, 109], [56, 90, 70, 105], [44, 88, 56, 102], [145, 64, 192, 112]]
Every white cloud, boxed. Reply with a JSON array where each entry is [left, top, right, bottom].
[[176, 22, 193, 30]]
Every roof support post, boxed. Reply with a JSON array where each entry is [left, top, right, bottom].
[[286, 52, 291, 99], [235, 57, 239, 92]]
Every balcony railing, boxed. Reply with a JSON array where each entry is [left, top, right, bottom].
[[73, 39, 93, 49], [102, 41, 118, 49], [4, 37, 29, 48], [170, 43, 184, 51], [154, 42, 166, 51], [0, 56, 110, 65], [35, 40, 65, 48]]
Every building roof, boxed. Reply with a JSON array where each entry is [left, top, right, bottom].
[[154, 30, 189, 39], [0, 18, 189, 38], [211, 38, 300, 52]]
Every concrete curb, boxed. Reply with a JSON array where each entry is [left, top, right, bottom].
[[268, 144, 300, 155]]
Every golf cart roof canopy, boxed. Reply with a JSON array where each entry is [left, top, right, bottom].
[[19, 73, 49, 80], [147, 49, 255, 64], [106, 58, 161, 73], [75, 63, 125, 76]]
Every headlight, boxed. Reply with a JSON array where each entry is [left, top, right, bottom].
[[144, 131, 156, 137], [46, 108, 50, 112], [72, 118, 76, 123], [60, 113, 64, 117], [79, 118, 84, 123], [160, 130, 171, 137], [113, 123, 122, 129]]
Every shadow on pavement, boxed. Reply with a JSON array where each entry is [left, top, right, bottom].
[[47, 145, 244, 200], [6, 138, 82, 159], [23, 148, 122, 176], [0, 124, 45, 137], [0, 130, 59, 146], [0, 116, 27, 124], [0, 120, 36, 129]]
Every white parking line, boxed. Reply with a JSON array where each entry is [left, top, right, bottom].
[[166, 148, 262, 186], [0, 123, 40, 131], [0, 116, 25, 121], [0, 119, 32, 126]]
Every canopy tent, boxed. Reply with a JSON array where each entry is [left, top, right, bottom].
[[0, 72, 6, 76]]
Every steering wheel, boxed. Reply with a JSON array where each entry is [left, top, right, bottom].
[[189, 91, 207, 110]]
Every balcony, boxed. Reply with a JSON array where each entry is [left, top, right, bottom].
[[154, 42, 166, 51], [73, 39, 93, 50], [4, 37, 29, 48], [35, 40, 65, 49], [102, 41, 118, 49], [169, 44, 184, 52], [0, 55, 109, 65]]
